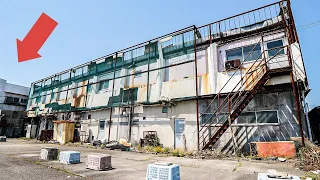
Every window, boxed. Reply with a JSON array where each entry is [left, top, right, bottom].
[[237, 112, 256, 124], [226, 44, 261, 62], [237, 110, 279, 124], [87, 84, 93, 93], [256, 111, 278, 124], [99, 120, 105, 130], [201, 113, 228, 125], [20, 99, 28, 104], [226, 48, 242, 61], [266, 40, 285, 57], [162, 106, 168, 113], [98, 80, 109, 91]]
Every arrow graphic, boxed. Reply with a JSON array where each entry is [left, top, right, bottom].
[[17, 13, 58, 62]]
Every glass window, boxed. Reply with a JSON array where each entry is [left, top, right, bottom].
[[237, 112, 256, 124], [226, 48, 242, 61], [243, 44, 261, 62], [87, 84, 93, 93], [267, 40, 285, 57], [201, 113, 228, 125], [256, 111, 278, 124], [99, 120, 105, 130], [226, 44, 262, 62], [98, 80, 109, 90]]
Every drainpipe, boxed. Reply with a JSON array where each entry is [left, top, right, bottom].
[[302, 90, 312, 142]]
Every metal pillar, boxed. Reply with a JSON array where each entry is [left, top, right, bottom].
[[108, 53, 117, 143], [193, 26, 200, 150]]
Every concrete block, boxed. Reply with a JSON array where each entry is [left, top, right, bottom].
[[40, 147, 59, 160], [59, 151, 80, 164], [86, 154, 112, 171]]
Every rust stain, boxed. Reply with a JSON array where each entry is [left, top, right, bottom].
[[244, 65, 267, 90]]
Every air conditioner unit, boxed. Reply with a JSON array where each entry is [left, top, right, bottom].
[[86, 154, 112, 171], [225, 59, 241, 71]]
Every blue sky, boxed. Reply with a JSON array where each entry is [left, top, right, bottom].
[[0, 0, 319, 108]]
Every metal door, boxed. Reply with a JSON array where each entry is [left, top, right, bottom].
[[174, 118, 185, 149]]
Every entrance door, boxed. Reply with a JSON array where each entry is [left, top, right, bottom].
[[174, 118, 185, 149]]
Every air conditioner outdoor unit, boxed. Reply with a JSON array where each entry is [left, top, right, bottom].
[[86, 154, 112, 171], [225, 59, 241, 71]]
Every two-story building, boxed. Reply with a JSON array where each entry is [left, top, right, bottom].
[[26, 0, 311, 153]]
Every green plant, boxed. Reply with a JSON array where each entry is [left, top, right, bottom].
[[172, 149, 179, 156], [137, 145, 143, 151], [100, 144, 106, 148], [144, 146, 154, 152], [154, 146, 163, 153], [302, 172, 320, 180], [163, 147, 170, 154]]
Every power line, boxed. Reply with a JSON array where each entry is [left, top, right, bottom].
[[297, 20, 320, 31]]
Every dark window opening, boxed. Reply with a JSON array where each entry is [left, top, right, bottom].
[[267, 40, 285, 57], [99, 120, 105, 130]]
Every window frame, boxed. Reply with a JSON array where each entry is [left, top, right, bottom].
[[226, 43, 262, 63], [99, 120, 105, 131], [98, 80, 109, 91], [265, 39, 286, 58], [236, 110, 279, 125]]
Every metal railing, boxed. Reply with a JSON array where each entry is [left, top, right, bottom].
[[199, 45, 290, 149]]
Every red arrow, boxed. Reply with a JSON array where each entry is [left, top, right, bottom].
[[17, 13, 58, 62]]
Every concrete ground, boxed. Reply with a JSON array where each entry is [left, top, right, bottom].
[[0, 139, 304, 180]]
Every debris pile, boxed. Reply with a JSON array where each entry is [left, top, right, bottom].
[[186, 149, 230, 159], [295, 138, 320, 171]]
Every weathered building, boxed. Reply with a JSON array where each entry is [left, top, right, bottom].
[[26, 0, 311, 153], [0, 78, 29, 137]]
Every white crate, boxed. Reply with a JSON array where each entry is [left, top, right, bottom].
[[146, 163, 180, 180], [86, 154, 112, 171], [40, 147, 58, 160], [0, 136, 6, 142], [59, 151, 80, 164], [257, 173, 300, 180]]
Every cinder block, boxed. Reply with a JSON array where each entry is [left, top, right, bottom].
[[86, 154, 112, 171], [40, 147, 59, 160], [59, 151, 80, 164]]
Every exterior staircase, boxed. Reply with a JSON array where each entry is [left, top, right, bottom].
[[199, 43, 291, 150]]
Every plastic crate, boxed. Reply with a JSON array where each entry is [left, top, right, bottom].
[[40, 147, 58, 160], [59, 151, 80, 164], [146, 163, 180, 180], [257, 173, 300, 180], [86, 154, 112, 171]]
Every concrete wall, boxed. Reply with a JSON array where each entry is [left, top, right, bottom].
[[208, 90, 306, 154]]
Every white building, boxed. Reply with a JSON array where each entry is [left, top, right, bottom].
[[26, 1, 311, 153], [0, 78, 29, 137]]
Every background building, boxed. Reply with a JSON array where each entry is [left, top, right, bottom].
[[26, 0, 311, 153], [0, 78, 29, 137]]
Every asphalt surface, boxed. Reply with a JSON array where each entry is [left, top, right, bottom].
[[0, 139, 304, 180], [0, 154, 81, 180]]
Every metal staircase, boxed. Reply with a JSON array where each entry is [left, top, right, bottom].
[[198, 40, 291, 150]]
